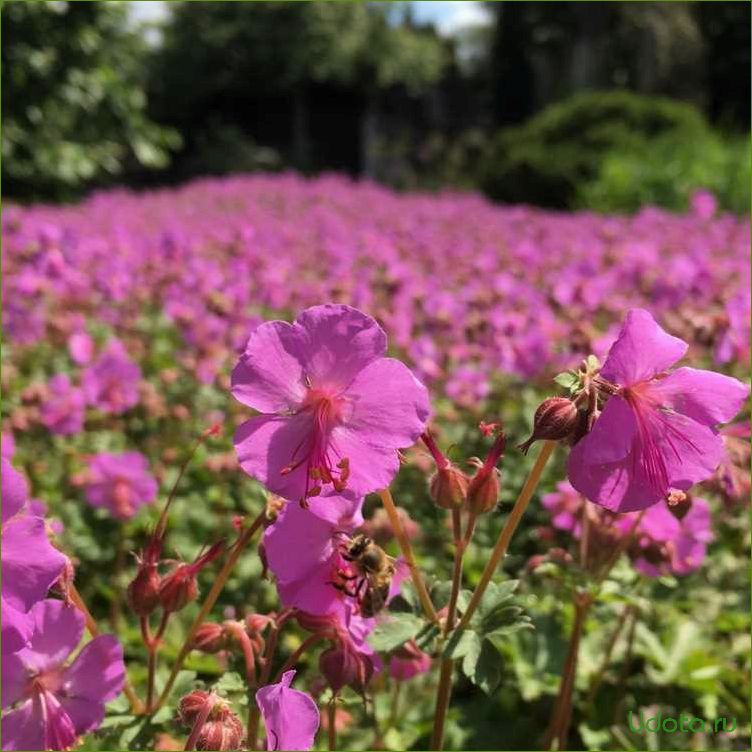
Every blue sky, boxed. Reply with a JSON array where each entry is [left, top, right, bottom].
[[129, 1, 491, 37]]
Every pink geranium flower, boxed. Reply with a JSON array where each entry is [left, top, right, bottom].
[[81, 339, 141, 415], [2, 460, 67, 655], [1, 599, 125, 751], [256, 670, 320, 751], [40, 374, 86, 436], [264, 495, 364, 618], [232, 304, 430, 504], [630, 497, 713, 577], [389, 639, 432, 681], [83, 452, 158, 520], [568, 309, 749, 512]]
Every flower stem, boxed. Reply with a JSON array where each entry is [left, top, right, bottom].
[[545, 594, 591, 751], [456, 440, 556, 632], [152, 509, 266, 713], [272, 632, 330, 684], [328, 698, 337, 751], [430, 658, 455, 751], [184, 694, 215, 751], [585, 604, 634, 708], [377, 487, 438, 625], [144, 611, 170, 713], [68, 581, 144, 714]]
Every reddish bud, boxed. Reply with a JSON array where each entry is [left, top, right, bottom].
[[319, 643, 372, 693], [429, 465, 469, 510], [192, 622, 228, 654], [479, 421, 499, 437], [159, 564, 199, 614], [196, 714, 244, 751], [127, 563, 162, 617], [245, 613, 273, 634], [467, 431, 505, 514], [518, 397, 578, 454], [159, 540, 224, 614], [422, 430, 469, 509], [178, 690, 213, 727]]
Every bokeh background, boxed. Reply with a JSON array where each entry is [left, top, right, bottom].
[[3, 0, 750, 210], [2, 2, 750, 751]]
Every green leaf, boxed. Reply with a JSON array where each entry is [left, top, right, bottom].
[[367, 612, 424, 652], [585, 354, 601, 371], [467, 639, 502, 695], [480, 605, 524, 634], [213, 671, 246, 695], [474, 580, 519, 620], [414, 621, 441, 652], [443, 628, 482, 660], [554, 371, 579, 389], [387, 582, 421, 614]]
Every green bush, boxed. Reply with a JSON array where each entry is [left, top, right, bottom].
[[577, 132, 750, 215], [479, 90, 709, 208]]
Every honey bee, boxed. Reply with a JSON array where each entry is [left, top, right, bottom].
[[332, 534, 396, 617]]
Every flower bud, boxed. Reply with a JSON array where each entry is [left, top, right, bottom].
[[127, 563, 161, 617], [159, 564, 199, 614], [192, 622, 228, 653], [196, 713, 244, 751], [429, 464, 469, 509], [422, 430, 469, 509], [159, 540, 225, 614], [518, 397, 579, 454], [178, 690, 212, 727], [319, 645, 361, 693], [467, 432, 505, 515]]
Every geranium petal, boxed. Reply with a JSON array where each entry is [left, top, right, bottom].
[[234, 413, 313, 500], [1, 597, 33, 657], [2, 459, 28, 524], [232, 321, 307, 413], [1, 699, 45, 752], [59, 696, 105, 736], [294, 304, 387, 391], [257, 670, 320, 751], [649, 367, 749, 426], [343, 358, 430, 448], [63, 634, 124, 705], [1, 516, 67, 612], [18, 600, 83, 674], [600, 309, 687, 386], [329, 428, 401, 498]]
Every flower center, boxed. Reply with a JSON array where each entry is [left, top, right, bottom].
[[281, 387, 351, 505]]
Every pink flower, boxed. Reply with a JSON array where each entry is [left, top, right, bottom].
[[630, 498, 713, 577], [568, 309, 749, 512], [83, 452, 158, 520], [68, 332, 94, 366], [256, 670, 319, 751], [389, 639, 432, 681], [264, 495, 364, 618], [2, 460, 67, 655], [40, 374, 85, 436], [541, 481, 583, 535], [232, 304, 430, 504], [1, 599, 125, 751], [81, 340, 141, 415]]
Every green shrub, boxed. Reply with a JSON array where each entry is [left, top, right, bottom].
[[479, 90, 709, 208], [577, 132, 750, 215]]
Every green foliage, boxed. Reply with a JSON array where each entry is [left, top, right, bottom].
[[480, 90, 709, 209], [2, 1, 179, 201], [578, 132, 751, 215]]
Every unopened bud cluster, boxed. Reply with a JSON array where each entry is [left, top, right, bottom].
[[177, 691, 243, 751]]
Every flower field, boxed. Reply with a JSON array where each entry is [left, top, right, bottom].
[[2, 174, 749, 751]]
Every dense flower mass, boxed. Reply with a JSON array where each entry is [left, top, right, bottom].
[[1, 175, 749, 752], [3, 176, 748, 411], [568, 309, 748, 512]]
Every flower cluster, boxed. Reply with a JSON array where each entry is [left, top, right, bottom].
[[1, 457, 125, 750]]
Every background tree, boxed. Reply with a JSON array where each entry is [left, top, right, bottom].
[[2, 1, 179, 202]]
